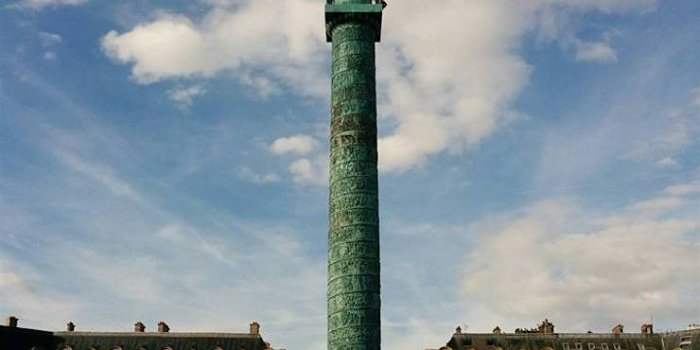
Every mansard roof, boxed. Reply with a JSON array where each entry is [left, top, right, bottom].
[[0, 326, 270, 350], [442, 329, 700, 350], [54, 331, 267, 350]]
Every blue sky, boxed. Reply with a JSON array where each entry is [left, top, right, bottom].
[[1, 1, 700, 350]]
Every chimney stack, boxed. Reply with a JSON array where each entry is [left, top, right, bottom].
[[66, 322, 75, 332], [249, 321, 260, 335], [6, 316, 18, 328], [641, 324, 654, 335], [157, 321, 170, 333], [134, 321, 146, 332]]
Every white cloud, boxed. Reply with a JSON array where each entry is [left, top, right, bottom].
[[629, 195, 682, 213], [0, 266, 26, 290], [167, 84, 207, 109], [101, 0, 656, 173], [664, 180, 700, 196], [43, 51, 57, 61], [101, 1, 327, 96], [626, 107, 700, 166], [575, 40, 618, 63], [16, 0, 87, 9], [238, 166, 281, 184], [288, 155, 328, 186], [38, 32, 62, 47], [693, 87, 700, 107], [0, 259, 80, 326], [38, 32, 62, 61], [269, 134, 327, 186], [462, 185, 700, 330], [656, 156, 679, 168], [269, 134, 318, 156]]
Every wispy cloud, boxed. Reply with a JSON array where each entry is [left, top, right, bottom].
[[287, 155, 328, 186], [0, 122, 326, 349], [38, 32, 63, 61], [167, 84, 207, 109], [38, 32, 62, 47], [575, 39, 618, 63], [13, 0, 88, 10], [51, 148, 145, 204], [269, 135, 317, 156], [269, 134, 327, 186], [692, 86, 700, 107], [237, 166, 281, 184]]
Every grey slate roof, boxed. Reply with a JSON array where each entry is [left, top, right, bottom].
[[54, 332, 268, 350], [440, 330, 700, 350], [1, 326, 270, 350]]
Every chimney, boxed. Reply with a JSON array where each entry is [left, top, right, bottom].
[[66, 322, 76, 332], [612, 324, 624, 335], [7, 316, 18, 328], [249, 321, 260, 335], [158, 321, 170, 333], [641, 324, 653, 335], [134, 321, 146, 333]]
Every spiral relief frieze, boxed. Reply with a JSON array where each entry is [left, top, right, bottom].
[[326, 4, 383, 350]]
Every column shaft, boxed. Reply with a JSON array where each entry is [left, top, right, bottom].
[[328, 21, 381, 350]]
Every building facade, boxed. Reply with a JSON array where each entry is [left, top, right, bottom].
[[434, 322, 700, 350]]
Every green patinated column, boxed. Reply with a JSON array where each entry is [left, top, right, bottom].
[[325, 2, 384, 350]]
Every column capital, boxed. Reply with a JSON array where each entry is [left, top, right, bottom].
[[325, 3, 384, 42]]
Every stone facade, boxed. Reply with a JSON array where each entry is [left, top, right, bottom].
[[434, 323, 700, 350]]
